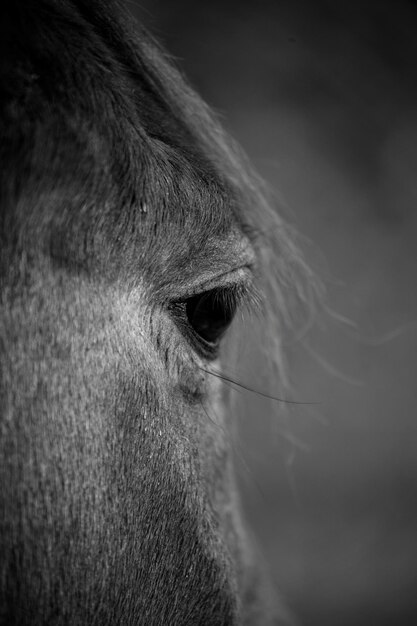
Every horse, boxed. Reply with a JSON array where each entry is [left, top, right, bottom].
[[0, 1, 309, 623]]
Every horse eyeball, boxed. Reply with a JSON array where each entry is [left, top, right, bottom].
[[185, 288, 236, 346]]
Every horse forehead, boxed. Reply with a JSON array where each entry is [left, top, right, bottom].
[[100, 74, 252, 285], [0, 1, 254, 285], [131, 151, 247, 281], [114, 63, 248, 273], [72, 5, 250, 273]]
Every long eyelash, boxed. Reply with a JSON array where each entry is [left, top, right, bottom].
[[201, 366, 320, 406], [213, 281, 261, 317], [212, 285, 241, 316]]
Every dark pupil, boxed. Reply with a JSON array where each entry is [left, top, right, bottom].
[[186, 290, 234, 345]]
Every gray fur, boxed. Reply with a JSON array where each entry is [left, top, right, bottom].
[[0, 1, 308, 623]]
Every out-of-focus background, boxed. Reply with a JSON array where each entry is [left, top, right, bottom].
[[134, 1, 417, 623]]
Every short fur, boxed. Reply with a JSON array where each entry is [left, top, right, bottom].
[[0, 1, 310, 624]]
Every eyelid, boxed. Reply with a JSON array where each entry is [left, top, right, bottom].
[[171, 265, 255, 302]]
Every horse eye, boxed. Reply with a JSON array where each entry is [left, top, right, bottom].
[[186, 288, 235, 343], [171, 287, 238, 358]]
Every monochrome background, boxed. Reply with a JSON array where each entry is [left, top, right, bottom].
[[133, 2, 417, 623]]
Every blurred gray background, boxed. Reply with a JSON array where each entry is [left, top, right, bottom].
[[133, 1, 417, 624]]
